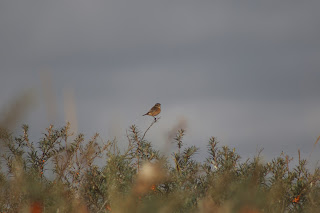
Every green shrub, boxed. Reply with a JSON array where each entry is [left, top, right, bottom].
[[0, 121, 319, 213]]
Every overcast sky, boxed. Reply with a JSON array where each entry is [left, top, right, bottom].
[[1, 0, 320, 165]]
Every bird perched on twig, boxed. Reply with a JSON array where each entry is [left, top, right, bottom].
[[143, 103, 161, 121]]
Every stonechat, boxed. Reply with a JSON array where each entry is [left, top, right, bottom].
[[143, 103, 161, 120]]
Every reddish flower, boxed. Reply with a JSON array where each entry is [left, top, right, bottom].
[[30, 201, 42, 213], [150, 184, 156, 192], [292, 195, 301, 203], [106, 205, 112, 212]]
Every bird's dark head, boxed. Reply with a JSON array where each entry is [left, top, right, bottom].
[[155, 103, 161, 107]]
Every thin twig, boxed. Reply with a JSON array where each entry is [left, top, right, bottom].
[[141, 117, 161, 142], [98, 199, 109, 213]]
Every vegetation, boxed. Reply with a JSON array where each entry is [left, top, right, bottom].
[[0, 94, 319, 212], [0, 120, 319, 213]]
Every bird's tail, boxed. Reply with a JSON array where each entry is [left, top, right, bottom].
[[142, 113, 147, 116]]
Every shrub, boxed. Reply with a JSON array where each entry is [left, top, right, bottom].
[[0, 121, 319, 213]]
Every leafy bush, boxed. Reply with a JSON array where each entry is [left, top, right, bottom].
[[0, 119, 319, 213]]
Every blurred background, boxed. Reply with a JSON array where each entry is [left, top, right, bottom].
[[1, 0, 319, 165]]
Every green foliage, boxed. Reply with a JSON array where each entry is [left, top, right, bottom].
[[0, 123, 319, 213]]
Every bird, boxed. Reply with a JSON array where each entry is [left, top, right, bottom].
[[143, 103, 161, 120]]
